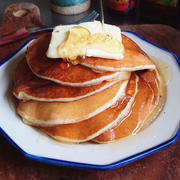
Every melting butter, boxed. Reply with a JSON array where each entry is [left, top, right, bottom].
[[58, 26, 124, 64], [47, 21, 124, 62]]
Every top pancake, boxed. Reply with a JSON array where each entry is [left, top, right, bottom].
[[81, 34, 156, 71], [26, 33, 129, 87]]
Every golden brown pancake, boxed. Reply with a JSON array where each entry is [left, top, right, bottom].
[[17, 80, 129, 126], [136, 70, 159, 105], [93, 70, 159, 143], [39, 73, 138, 143], [81, 35, 155, 71], [26, 33, 129, 87], [13, 58, 120, 102]]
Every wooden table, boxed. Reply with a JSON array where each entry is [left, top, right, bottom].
[[0, 3, 180, 180]]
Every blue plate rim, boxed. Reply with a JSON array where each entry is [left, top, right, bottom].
[[0, 31, 180, 171]]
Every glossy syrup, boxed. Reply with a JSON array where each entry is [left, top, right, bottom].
[[141, 56, 172, 131], [151, 56, 172, 86]]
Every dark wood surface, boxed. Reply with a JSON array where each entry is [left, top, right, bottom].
[[0, 3, 180, 180]]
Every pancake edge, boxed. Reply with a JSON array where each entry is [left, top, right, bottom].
[[81, 63, 156, 72], [40, 75, 139, 143], [13, 80, 118, 102], [17, 80, 129, 126], [29, 69, 130, 86]]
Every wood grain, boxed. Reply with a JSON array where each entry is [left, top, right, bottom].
[[0, 3, 180, 180]]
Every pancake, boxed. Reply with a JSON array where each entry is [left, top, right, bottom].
[[81, 34, 156, 71], [40, 73, 138, 143], [26, 33, 130, 87], [136, 69, 159, 105], [17, 80, 129, 126], [13, 58, 122, 102], [93, 70, 160, 143]]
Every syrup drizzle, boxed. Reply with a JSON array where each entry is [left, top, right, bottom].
[[100, 0, 104, 31], [140, 57, 172, 131]]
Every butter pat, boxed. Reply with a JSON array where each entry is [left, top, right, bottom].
[[47, 21, 124, 62]]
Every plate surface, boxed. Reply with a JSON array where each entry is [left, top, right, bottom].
[[0, 31, 180, 170]]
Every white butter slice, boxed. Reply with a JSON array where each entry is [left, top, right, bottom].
[[46, 21, 124, 60]]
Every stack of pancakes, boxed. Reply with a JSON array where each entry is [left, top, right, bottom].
[[13, 33, 160, 143]]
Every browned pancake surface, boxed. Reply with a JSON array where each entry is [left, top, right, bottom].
[[40, 73, 137, 142], [136, 70, 159, 104], [93, 70, 159, 143], [17, 79, 128, 125], [26, 33, 117, 85], [81, 35, 155, 71], [13, 58, 117, 102]]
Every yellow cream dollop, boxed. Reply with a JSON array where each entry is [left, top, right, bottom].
[[57, 26, 124, 64]]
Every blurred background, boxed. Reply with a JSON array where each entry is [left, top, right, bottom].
[[0, 0, 179, 30]]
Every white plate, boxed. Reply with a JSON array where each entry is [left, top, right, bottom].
[[0, 31, 180, 170]]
